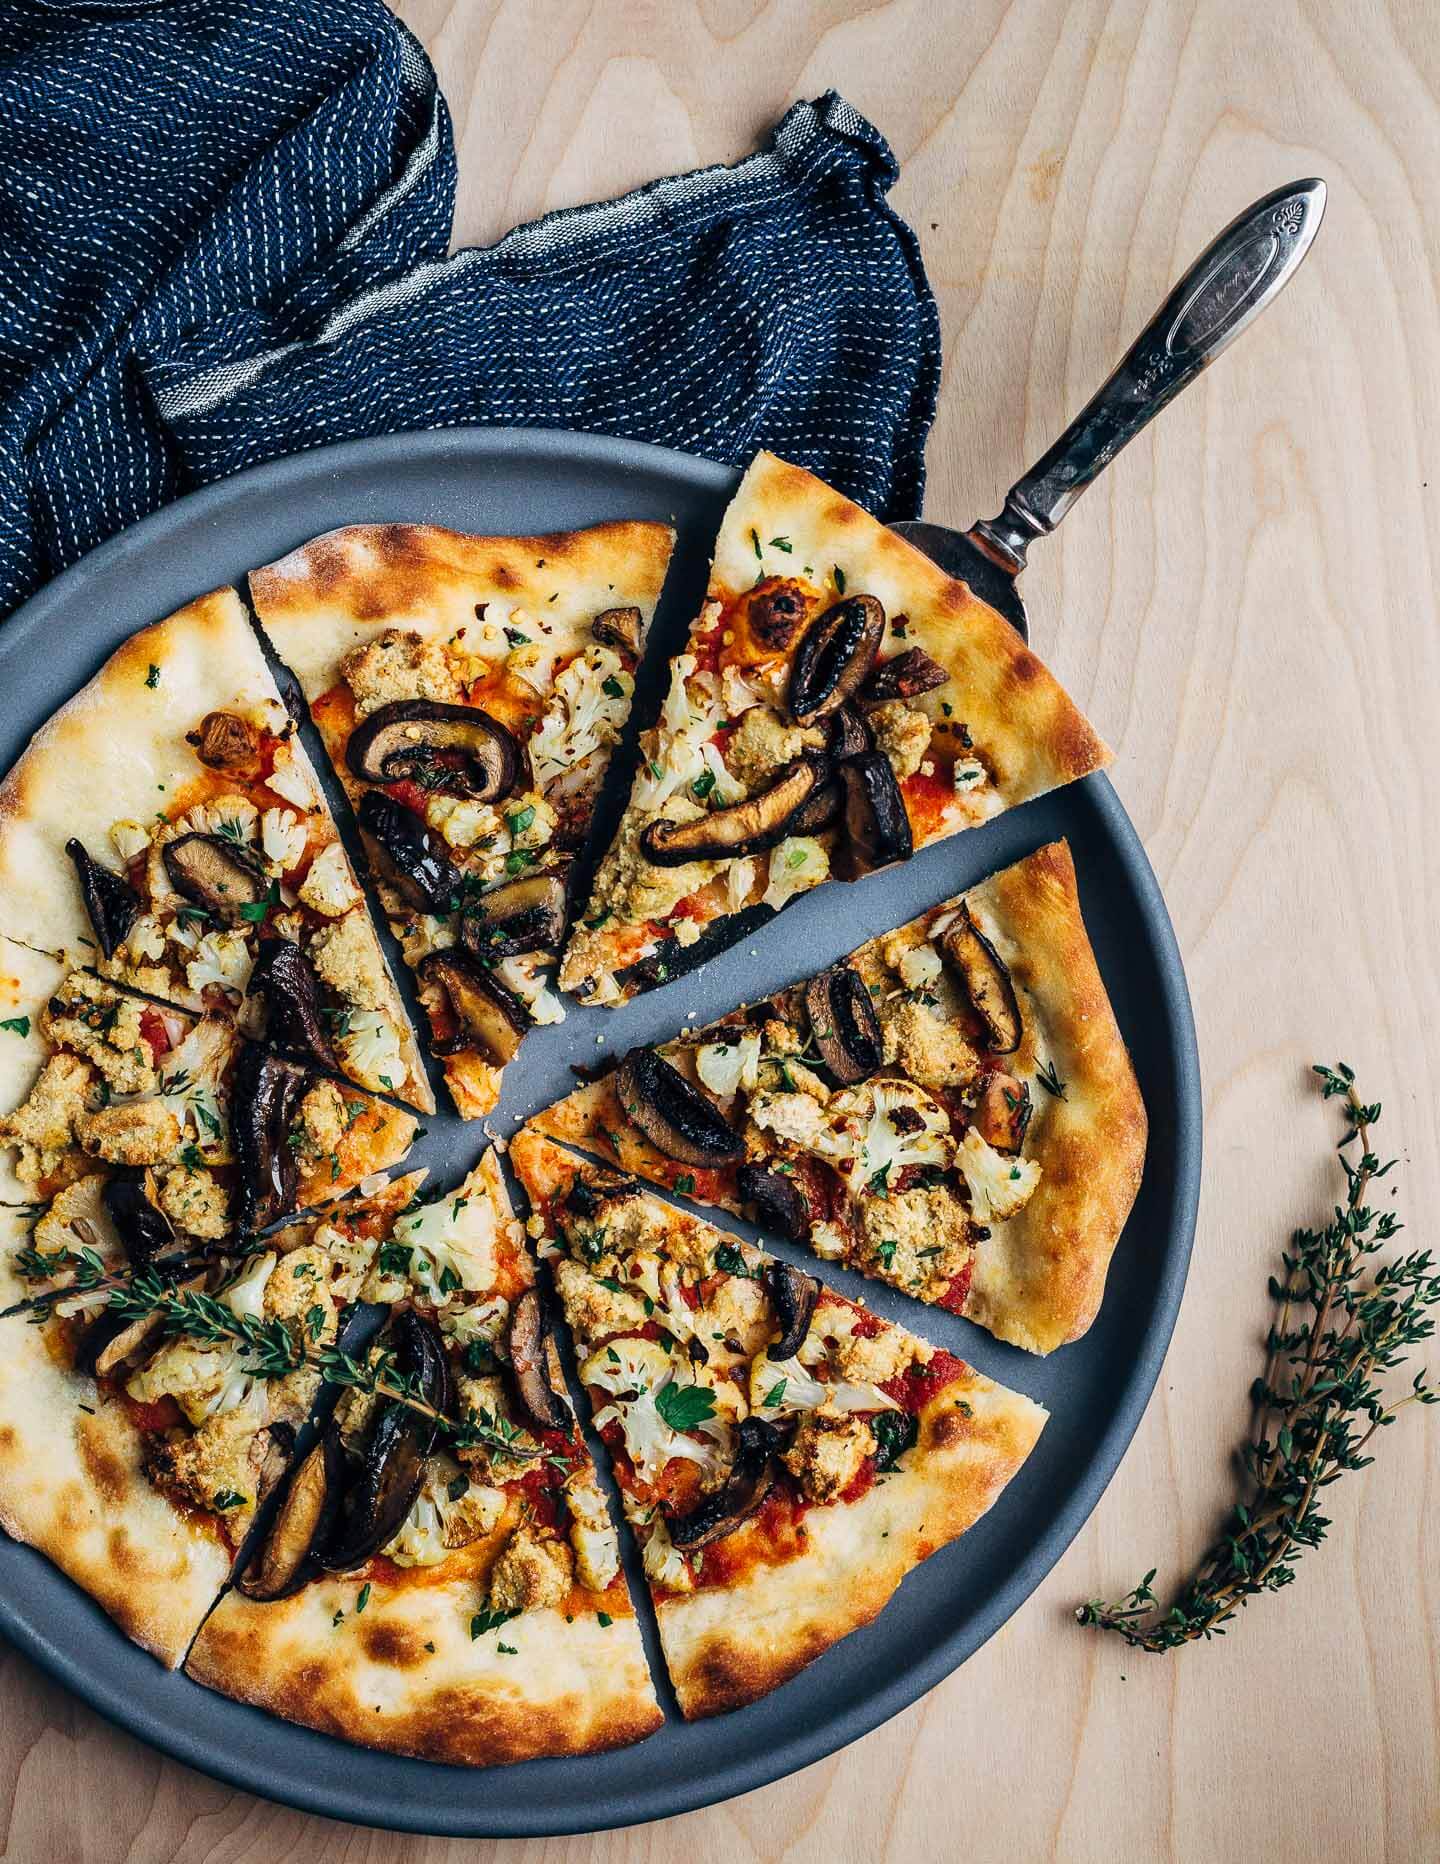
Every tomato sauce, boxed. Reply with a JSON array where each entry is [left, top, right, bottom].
[[938, 1260, 974, 1316], [692, 1487, 809, 1591], [137, 1008, 174, 1061], [882, 1348, 970, 1414], [838, 1460, 878, 1506], [122, 1394, 182, 1434], [900, 762, 957, 842]]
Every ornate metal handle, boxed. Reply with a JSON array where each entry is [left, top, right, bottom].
[[974, 178, 1326, 572]]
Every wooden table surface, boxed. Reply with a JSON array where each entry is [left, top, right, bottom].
[[3, 3, 1438, 1859]]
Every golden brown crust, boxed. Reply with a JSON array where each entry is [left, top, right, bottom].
[[186, 1572, 662, 1765], [509, 1131, 1047, 1720], [531, 840, 1146, 1353], [953, 839, 1147, 1350], [0, 585, 432, 1112]]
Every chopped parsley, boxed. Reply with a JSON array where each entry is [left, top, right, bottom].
[[470, 1606, 519, 1640], [144, 664, 160, 689], [749, 526, 763, 561], [833, 565, 847, 593], [769, 535, 792, 553], [210, 1489, 246, 1510], [356, 1583, 371, 1614], [871, 1409, 918, 1472], [507, 804, 536, 837], [377, 1240, 413, 1275], [601, 675, 625, 699], [0, 1016, 29, 1038], [761, 1380, 788, 1409], [446, 1472, 471, 1502], [504, 848, 536, 878], [653, 1381, 718, 1432], [596, 1612, 613, 1628], [672, 1172, 696, 1196], [713, 1242, 754, 1279], [238, 880, 281, 924], [874, 1239, 898, 1269], [504, 625, 531, 646], [690, 769, 716, 801]]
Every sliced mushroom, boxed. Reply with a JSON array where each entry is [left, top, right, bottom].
[[746, 580, 810, 652], [803, 963, 884, 1085], [941, 904, 1022, 1053], [460, 873, 567, 961], [507, 1288, 570, 1433], [65, 838, 140, 958], [193, 710, 259, 769], [618, 903, 777, 994], [320, 1310, 451, 1570], [590, 606, 642, 657], [860, 646, 949, 704], [765, 1261, 819, 1360], [238, 1429, 345, 1600], [614, 1047, 744, 1167], [788, 595, 885, 725], [836, 751, 913, 877], [416, 950, 530, 1064], [666, 1417, 786, 1549], [249, 940, 336, 1069], [736, 1163, 808, 1242], [232, 1044, 312, 1231], [783, 777, 841, 838], [973, 1071, 1032, 1154], [357, 790, 464, 913], [163, 833, 269, 922], [346, 699, 522, 802], [76, 1268, 206, 1378], [826, 704, 872, 762], [102, 1170, 175, 1265], [638, 759, 827, 867]]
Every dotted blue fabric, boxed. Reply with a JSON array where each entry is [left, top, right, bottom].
[[0, 0, 940, 619]]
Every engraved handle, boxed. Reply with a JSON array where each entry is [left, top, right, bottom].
[[974, 178, 1326, 571]]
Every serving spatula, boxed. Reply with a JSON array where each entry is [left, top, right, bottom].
[[893, 178, 1326, 640]]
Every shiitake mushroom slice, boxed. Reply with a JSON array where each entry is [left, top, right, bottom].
[[764, 1261, 819, 1361], [237, 1428, 346, 1601], [231, 1044, 312, 1232], [638, 759, 827, 867], [860, 646, 949, 704], [415, 950, 530, 1065], [65, 838, 140, 957], [102, 1170, 175, 1265], [614, 1047, 745, 1168], [249, 939, 336, 1070], [803, 963, 884, 1085], [506, 1288, 570, 1433], [941, 903, 1022, 1054], [460, 872, 567, 961], [787, 595, 886, 726], [357, 790, 464, 914], [736, 1163, 808, 1242], [346, 700, 522, 803], [163, 833, 270, 922], [590, 606, 643, 657], [835, 751, 913, 877]]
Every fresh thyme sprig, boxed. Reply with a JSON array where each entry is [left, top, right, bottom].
[[1078, 1063, 1437, 1652], [104, 1272, 562, 1467]]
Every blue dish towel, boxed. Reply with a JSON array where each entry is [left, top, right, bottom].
[[0, 0, 941, 619]]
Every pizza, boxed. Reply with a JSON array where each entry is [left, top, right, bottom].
[[560, 452, 1109, 1004], [248, 520, 675, 1117], [186, 1149, 660, 1765], [0, 939, 418, 1238], [0, 585, 432, 1112], [510, 1131, 1046, 1719], [528, 841, 1145, 1354]]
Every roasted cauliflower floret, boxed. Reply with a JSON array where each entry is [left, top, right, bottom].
[[309, 909, 390, 1006], [695, 1273, 772, 1358], [296, 1079, 347, 1156], [340, 627, 458, 716], [822, 1316, 922, 1386], [878, 995, 984, 1090], [723, 705, 825, 790], [486, 1522, 574, 1614], [42, 972, 158, 1096], [154, 1165, 229, 1239], [297, 840, 362, 918], [454, 1372, 537, 1484], [867, 700, 931, 782], [858, 1184, 975, 1298], [0, 1052, 96, 1184], [77, 1099, 181, 1166], [265, 1243, 334, 1328], [782, 1410, 876, 1505], [566, 1471, 621, 1591], [146, 1404, 266, 1517], [552, 1257, 651, 1338]]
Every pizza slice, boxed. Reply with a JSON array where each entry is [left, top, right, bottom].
[[530, 841, 1145, 1354], [0, 941, 417, 1238], [0, 585, 432, 1112], [249, 519, 675, 1117], [510, 1131, 1046, 1719], [561, 451, 1110, 1004], [186, 1150, 662, 1765], [0, 1098, 423, 1669]]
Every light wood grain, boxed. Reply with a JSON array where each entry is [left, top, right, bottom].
[[4, 2, 1438, 1859]]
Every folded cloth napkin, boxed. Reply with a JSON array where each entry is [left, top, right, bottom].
[[0, 0, 940, 618]]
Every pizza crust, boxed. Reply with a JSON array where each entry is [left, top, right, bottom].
[[0, 585, 432, 1113], [186, 1569, 662, 1766]]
